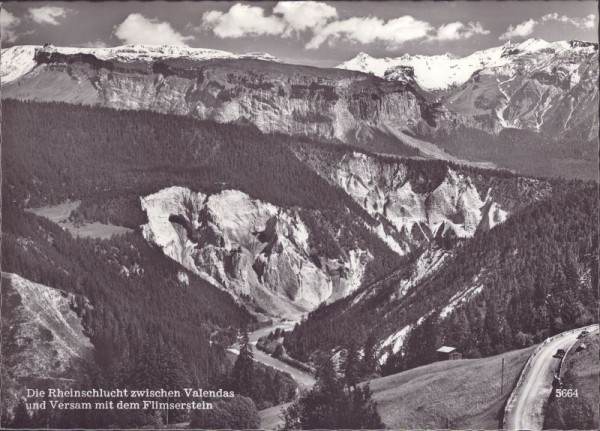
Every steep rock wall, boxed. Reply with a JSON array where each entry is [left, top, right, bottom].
[[140, 187, 371, 318]]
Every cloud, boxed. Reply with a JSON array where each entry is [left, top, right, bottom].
[[429, 21, 489, 42], [500, 13, 596, 40], [541, 13, 596, 29], [201, 4, 286, 38], [1, 9, 21, 42], [114, 13, 193, 46], [272, 1, 337, 35], [306, 15, 434, 49], [200, 2, 490, 48], [28, 6, 69, 25], [499, 19, 537, 40]]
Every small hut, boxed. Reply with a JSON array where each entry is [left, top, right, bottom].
[[436, 346, 462, 361]]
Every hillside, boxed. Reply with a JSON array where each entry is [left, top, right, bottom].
[[4, 100, 550, 319], [1, 273, 95, 413], [258, 346, 535, 429], [369, 346, 535, 429], [1, 44, 432, 158], [283, 182, 598, 371]]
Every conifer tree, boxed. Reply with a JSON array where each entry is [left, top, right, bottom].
[[284, 356, 385, 429], [343, 344, 361, 388], [362, 332, 379, 376], [348, 384, 385, 429], [231, 326, 254, 397]]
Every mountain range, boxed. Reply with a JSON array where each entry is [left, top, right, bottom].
[[2, 38, 598, 179]]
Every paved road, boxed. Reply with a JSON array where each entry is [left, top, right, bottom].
[[505, 324, 598, 430]]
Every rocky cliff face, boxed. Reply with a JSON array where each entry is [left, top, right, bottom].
[[3, 41, 596, 173], [1, 45, 427, 150], [297, 150, 508, 252], [1, 272, 94, 410], [140, 187, 371, 318]]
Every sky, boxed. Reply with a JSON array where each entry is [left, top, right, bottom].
[[1, 1, 598, 67]]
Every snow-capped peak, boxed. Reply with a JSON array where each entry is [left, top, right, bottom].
[[337, 38, 597, 91], [510, 37, 551, 52], [1, 44, 279, 85]]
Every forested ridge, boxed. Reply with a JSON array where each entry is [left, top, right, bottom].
[[1, 206, 301, 426], [284, 183, 598, 374], [2, 99, 365, 215], [2, 99, 405, 281], [425, 126, 598, 181], [2, 206, 252, 378]]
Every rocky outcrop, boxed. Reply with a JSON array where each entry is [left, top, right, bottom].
[[299, 151, 508, 249], [140, 187, 371, 318], [1, 272, 94, 410]]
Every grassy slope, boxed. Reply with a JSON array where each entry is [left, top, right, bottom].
[[258, 346, 535, 429], [27, 201, 133, 239], [369, 346, 536, 429], [558, 331, 600, 427]]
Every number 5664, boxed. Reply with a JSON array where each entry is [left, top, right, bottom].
[[556, 389, 578, 398]]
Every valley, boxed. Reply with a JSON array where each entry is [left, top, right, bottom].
[[229, 322, 316, 390], [1, 30, 597, 429]]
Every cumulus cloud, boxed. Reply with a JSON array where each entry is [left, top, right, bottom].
[[499, 19, 537, 40], [272, 1, 337, 35], [200, 2, 490, 48], [28, 5, 69, 25], [541, 13, 596, 29], [1, 8, 21, 42], [114, 13, 193, 46], [429, 21, 489, 42], [307, 15, 434, 49], [500, 13, 596, 40], [201, 4, 286, 38]]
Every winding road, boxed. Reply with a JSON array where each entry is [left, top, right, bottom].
[[504, 324, 598, 430]]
